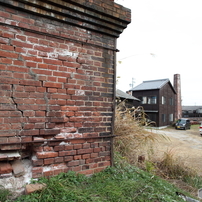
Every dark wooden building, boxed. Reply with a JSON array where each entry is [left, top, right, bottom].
[[130, 79, 176, 127], [116, 89, 140, 108]]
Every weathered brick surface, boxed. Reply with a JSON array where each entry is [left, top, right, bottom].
[[25, 183, 46, 195], [0, 0, 130, 177], [0, 162, 12, 174]]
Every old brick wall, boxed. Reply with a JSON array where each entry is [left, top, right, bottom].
[[0, 0, 131, 177]]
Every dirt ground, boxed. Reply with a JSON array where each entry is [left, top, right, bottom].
[[149, 126, 202, 176]]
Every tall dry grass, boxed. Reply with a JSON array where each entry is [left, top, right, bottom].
[[114, 101, 160, 165]]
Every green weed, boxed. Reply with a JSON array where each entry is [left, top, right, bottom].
[[0, 185, 11, 202], [15, 160, 187, 202]]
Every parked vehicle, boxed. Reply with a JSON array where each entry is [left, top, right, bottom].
[[200, 123, 202, 136], [175, 118, 191, 130]]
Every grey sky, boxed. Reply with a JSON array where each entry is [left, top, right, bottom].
[[115, 0, 202, 105]]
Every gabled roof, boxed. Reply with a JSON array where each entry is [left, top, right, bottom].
[[116, 89, 140, 101], [130, 79, 176, 93]]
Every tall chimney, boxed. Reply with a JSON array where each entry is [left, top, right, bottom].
[[174, 74, 182, 119]]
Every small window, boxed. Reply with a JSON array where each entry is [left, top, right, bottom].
[[169, 114, 173, 122], [148, 96, 157, 104], [161, 114, 166, 122], [142, 96, 147, 104], [162, 96, 166, 105], [169, 98, 174, 105]]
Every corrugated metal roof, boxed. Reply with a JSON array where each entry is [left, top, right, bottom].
[[130, 79, 169, 91], [116, 89, 140, 101]]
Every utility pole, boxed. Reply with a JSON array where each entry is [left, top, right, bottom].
[[129, 77, 135, 89]]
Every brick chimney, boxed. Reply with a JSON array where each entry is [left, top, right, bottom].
[[174, 74, 182, 119]]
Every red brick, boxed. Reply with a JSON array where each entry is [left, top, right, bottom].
[[1, 144, 23, 150], [44, 158, 54, 165], [94, 148, 101, 152], [64, 145, 73, 150], [64, 156, 73, 162], [54, 145, 64, 151], [25, 183, 46, 195], [77, 148, 93, 155], [83, 143, 90, 149], [43, 146, 53, 152], [72, 166, 82, 172], [0, 36, 9, 44], [35, 123, 45, 129], [21, 136, 32, 142], [12, 40, 33, 48], [43, 82, 62, 88], [32, 171, 43, 178], [35, 111, 46, 117], [0, 162, 13, 174], [0, 111, 10, 117], [28, 117, 46, 123], [67, 160, 80, 167], [0, 137, 7, 143], [98, 161, 111, 167], [16, 34, 26, 41], [53, 168, 64, 175], [8, 137, 21, 143], [27, 37, 38, 43], [94, 167, 106, 173], [43, 58, 62, 65], [91, 153, 99, 158], [40, 129, 60, 135], [73, 144, 82, 149], [43, 170, 54, 177], [0, 44, 14, 51], [0, 124, 11, 130], [54, 157, 64, 163], [19, 80, 41, 87], [23, 123, 35, 129], [74, 155, 82, 160], [0, 64, 6, 70], [20, 129, 40, 136], [78, 169, 94, 175], [89, 163, 98, 169], [36, 152, 58, 159], [59, 150, 76, 156], [82, 154, 90, 159], [4, 117, 26, 123], [10, 111, 22, 117], [0, 11, 11, 18]]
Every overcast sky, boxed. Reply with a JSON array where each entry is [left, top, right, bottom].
[[115, 0, 202, 106]]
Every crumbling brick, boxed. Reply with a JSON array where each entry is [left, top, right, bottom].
[[0, 162, 12, 174], [0, 0, 130, 178]]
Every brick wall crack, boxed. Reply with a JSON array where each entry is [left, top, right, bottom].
[[29, 69, 38, 81], [44, 90, 50, 112], [11, 85, 23, 117], [10, 84, 24, 134]]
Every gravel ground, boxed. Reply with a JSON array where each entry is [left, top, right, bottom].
[[149, 126, 202, 176]]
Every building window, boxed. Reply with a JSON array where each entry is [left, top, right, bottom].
[[162, 96, 166, 105], [148, 96, 157, 104], [169, 98, 174, 105], [142, 96, 147, 104], [161, 114, 166, 122], [169, 114, 173, 122]]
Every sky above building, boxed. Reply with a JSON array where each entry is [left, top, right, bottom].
[[115, 0, 202, 106]]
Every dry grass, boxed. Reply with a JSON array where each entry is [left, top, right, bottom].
[[114, 101, 202, 197], [114, 101, 161, 165]]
